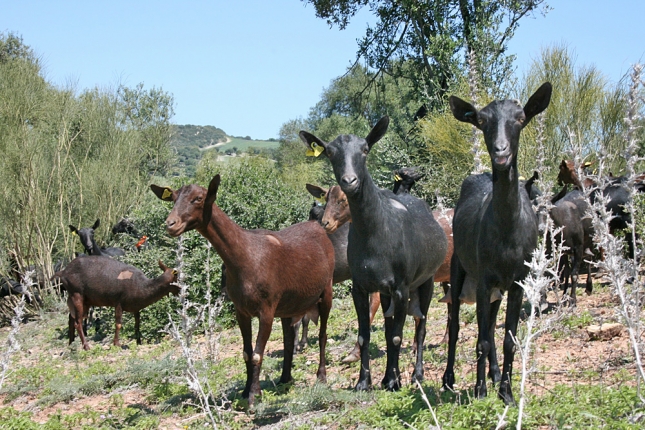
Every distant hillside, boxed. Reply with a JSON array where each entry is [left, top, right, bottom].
[[169, 124, 279, 176], [171, 124, 228, 149]]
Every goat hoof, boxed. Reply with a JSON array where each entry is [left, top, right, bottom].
[[442, 373, 455, 391], [316, 370, 327, 383], [354, 379, 371, 392], [381, 377, 402, 392]]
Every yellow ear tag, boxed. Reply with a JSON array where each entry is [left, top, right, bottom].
[[314, 195, 326, 204], [305, 142, 324, 157], [518, 176, 526, 181], [72, 231, 77, 236], [161, 188, 172, 200], [394, 174, 402, 181]]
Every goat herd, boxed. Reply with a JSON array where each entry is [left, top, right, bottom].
[[42, 82, 638, 408]]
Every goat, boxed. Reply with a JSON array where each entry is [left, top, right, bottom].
[[441, 82, 552, 405], [52, 257, 178, 350], [0, 276, 41, 305], [537, 184, 595, 305], [318, 178, 454, 363], [69, 219, 126, 257], [289, 184, 352, 352], [557, 159, 641, 258], [111, 217, 138, 236], [300, 117, 447, 391], [150, 175, 334, 405]]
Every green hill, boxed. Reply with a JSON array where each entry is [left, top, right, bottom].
[[170, 124, 279, 175]]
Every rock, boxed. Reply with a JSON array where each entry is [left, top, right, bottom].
[[586, 323, 624, 340]]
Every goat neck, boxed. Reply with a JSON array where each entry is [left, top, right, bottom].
[[153, 178, 248, 272], [129, 266, 179, 309]]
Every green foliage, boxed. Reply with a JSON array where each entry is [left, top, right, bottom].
[[197, 156, 312, 230], [513, 45, 641, 180], [0, 33, 175, 276], [304, 0, 548, 109]]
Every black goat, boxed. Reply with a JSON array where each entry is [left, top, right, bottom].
[[69, 219, 125, 257], [442, 82, 552, 405], [300, 117, 448, 391], [538, 185, 595, 305]]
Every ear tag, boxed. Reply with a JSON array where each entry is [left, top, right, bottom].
[[305, 142, 324, 157], [161, 188, 173, 201], [314, 195, 326, 205], [172, 269, 178, 275], [584, 161, 592, 167], [518, 176, 526, 181], [394, 174, 402, 182], [72, 231, 77, 236]]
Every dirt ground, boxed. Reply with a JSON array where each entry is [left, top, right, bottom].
[[0, 275, 638, 428]]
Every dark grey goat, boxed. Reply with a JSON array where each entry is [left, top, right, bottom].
[[442, 82, 552, 405], [537, 184, 595, 306], [69, 219, 125, 257], [52, 257, 178, 350], [300, 117, 448, 391]]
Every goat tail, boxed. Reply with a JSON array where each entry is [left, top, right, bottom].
[[50, 272, 66, 292]]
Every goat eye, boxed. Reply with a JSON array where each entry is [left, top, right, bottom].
[[477, 117, 486, 126], [363, 148, 369, 155], [518, 117, 525, 124]]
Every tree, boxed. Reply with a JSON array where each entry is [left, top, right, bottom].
[[304, 0, 548, 108], [0, 33, 176, 272]]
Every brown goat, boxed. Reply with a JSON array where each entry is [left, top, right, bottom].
[[320, 184, 455, 363], [52, 257, 178, 350], [151, 174, 334, 405]]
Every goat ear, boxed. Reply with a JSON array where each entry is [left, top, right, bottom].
[[150, 184, 175, 202], [299, 131, 327, 158], [449, 96, 479, 127], [306, 184, 327, 200], [92, 219, 100, 230], [523, 82, 552, 124], [365, 116, 389, 148], [206, 174, 220, 206]]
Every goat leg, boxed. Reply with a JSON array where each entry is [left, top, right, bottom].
[[343, 291, 380, 364], [381, 289, 407, 391], [440, 282, 451, 344], [114, 304, 123, 347], [412, 279, 433, 383], [237, 311, 254, 400], [134, 311, 142, 345], [442, 255, 464, 392], [69, 293, 90, 350], [352, 286, 372, 391], [487, 297, 502, 384], [474, 282, 493, 399], [280, 317, 296, 385], [247, 314, 274, 405], [68, 313, 75, 345], [316, 281, 332, 383], [498, 283, 522, 406]]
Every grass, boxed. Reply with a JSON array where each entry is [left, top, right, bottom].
[[0, 282, 643, 428]]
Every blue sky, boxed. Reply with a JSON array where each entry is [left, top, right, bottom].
[[2, 1, 643, 140]]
